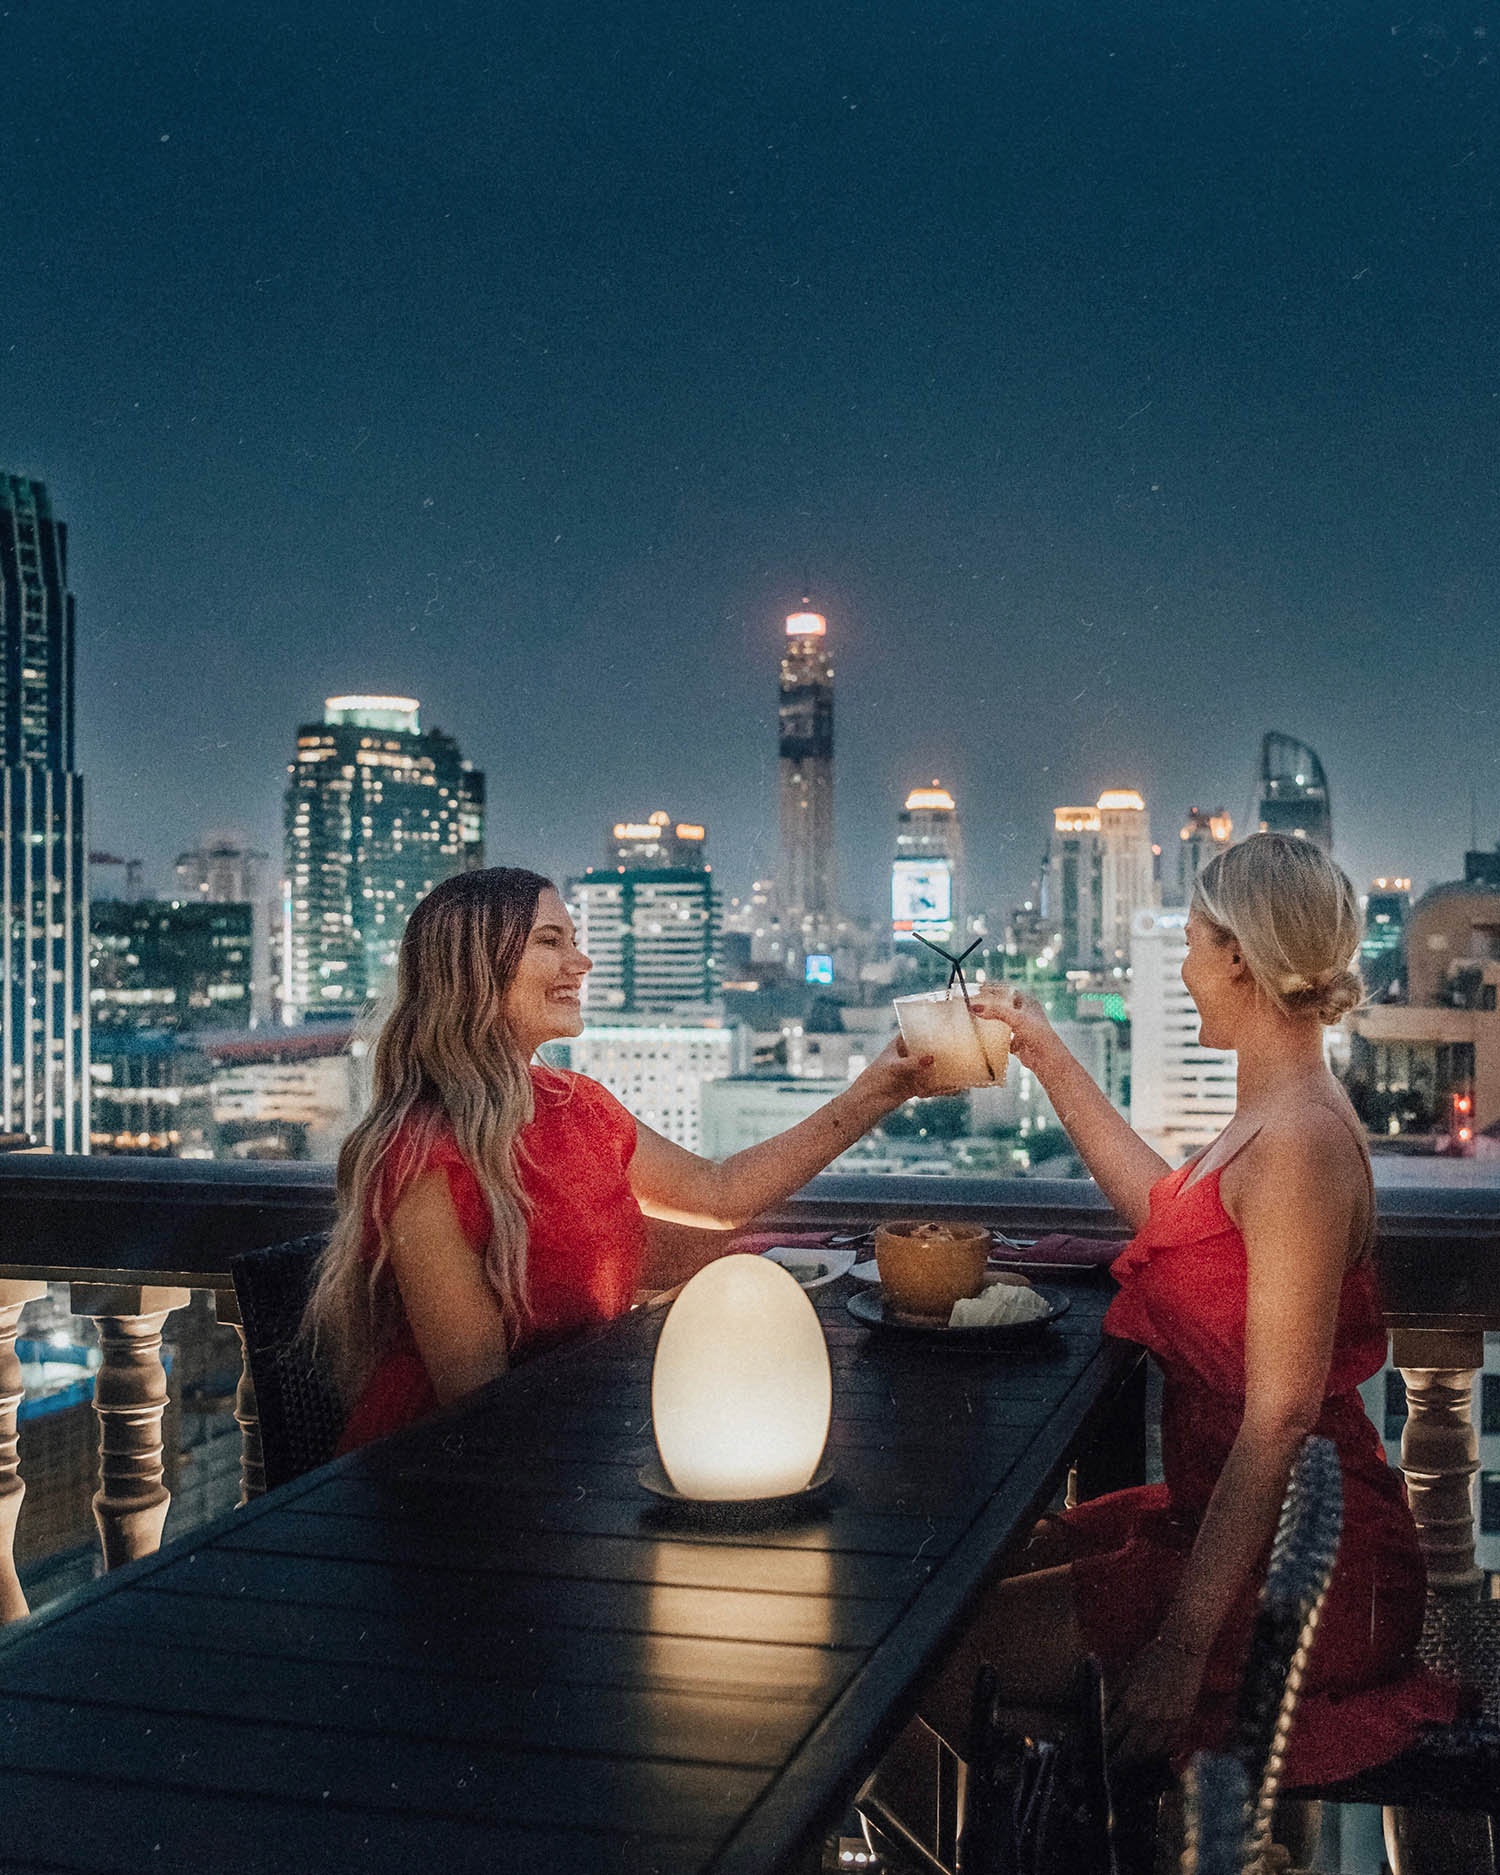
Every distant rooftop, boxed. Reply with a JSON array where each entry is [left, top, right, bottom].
[[324, 695, 420, 732]]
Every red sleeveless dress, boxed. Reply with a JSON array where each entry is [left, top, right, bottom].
[[1064, 1154, 1460, 1784], [336, 1067, 647, 1454]]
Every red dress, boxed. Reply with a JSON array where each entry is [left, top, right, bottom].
[[1065, 1154, 1460, 1784], [336, 1066, 646, 1454]]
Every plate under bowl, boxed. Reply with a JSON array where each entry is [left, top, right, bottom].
[[846, 1284, 1069, 1342]]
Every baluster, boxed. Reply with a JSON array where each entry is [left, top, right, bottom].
[[70, 1284, 190, 1570], [0, 1280, 47, 1623], [1391, 1326, 1484, 1596], [214, 1290, 264, 1505]]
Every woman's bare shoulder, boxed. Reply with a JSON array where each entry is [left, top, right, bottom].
[[1225, 1096, 1364, 1211]]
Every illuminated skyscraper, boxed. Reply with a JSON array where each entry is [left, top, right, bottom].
[[1043, 791, 1156, 971], [778, 600, 835, 933], [1043, 805, 1103, 971], [892, 783, 962, 945], [1176, 806, 1233, 905], [0, 474, 88, 1150], [1258, 732, 1332, 852], [1097, 791, 1155, 964], [283, 695, 485, 1019], [571, 813, 717, 1014]]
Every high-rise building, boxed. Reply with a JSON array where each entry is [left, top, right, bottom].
[[1258, 732, 1332, 852], [90, 900, 254, 1034], [1176, 807, 1233, 905], [892, 783, 962, 946], [778, 599, 835, 934], [1362, 878, 1411, 965], [1129, 907, 1238, 1160], [1358, 876, 1411, 1002], [175, 831, 273, 1025], [571, 868, 718, 1015], [283, 695, 485, 1019], [572, 811, 716, 1014], [1043, 791, 1156, 971], [0, 474, 88, 1150], [1097, 791, 1155, 965], [1043, 806, 1103, 971]]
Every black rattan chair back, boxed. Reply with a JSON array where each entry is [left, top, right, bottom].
[[229, 1233, 344, 1492]]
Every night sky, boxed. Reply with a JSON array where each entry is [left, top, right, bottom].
[[5, 2, 1498, 920]]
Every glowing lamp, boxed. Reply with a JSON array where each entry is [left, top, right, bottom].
[[651, 1256, 831, 1501]]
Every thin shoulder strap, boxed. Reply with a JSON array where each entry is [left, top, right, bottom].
[[1179, 1124, 1263, 1193], [1213, 1125, 1264, 1176]]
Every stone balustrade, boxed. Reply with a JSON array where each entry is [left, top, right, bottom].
[[0, 1157, 1496, 1621]]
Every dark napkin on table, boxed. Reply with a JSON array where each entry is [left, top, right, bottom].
[[1001, 1232, 1122, 1269]]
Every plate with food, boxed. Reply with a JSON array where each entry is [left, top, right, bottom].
[[847, 1272, 1070, 1343], [759, 1245, 858, 1290]]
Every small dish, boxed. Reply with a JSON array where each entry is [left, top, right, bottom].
[[760, 1245, 858, 1289], [846, 1284, 1069, 1343], [637, 1453, 836, 1507]]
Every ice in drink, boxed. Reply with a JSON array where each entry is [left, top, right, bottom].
[[893, 989, 1011, 1089]]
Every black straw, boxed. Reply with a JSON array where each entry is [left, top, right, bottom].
[[912, 933, 982, 1010]]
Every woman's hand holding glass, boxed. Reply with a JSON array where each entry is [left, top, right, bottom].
[[968, 985, 1058, 1075], [854, 1035, 968, 1109]]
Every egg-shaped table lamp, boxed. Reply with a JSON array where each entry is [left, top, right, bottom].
[[651, 1255, 832, 1501]]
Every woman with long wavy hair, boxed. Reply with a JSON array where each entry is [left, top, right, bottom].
[[305, 866, 945, 1452]]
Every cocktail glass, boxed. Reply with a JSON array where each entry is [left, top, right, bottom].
[[893, 988, 1011, 1088]]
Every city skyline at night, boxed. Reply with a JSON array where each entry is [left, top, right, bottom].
[[6, 3, 1497, 917]]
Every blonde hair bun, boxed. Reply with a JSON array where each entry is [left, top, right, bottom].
[[1192, 834, 1364, 1026]]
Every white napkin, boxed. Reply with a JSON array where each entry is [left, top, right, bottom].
[[949, 1283, 1050, 1329]]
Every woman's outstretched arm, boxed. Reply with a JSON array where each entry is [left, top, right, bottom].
[[971, 987, 1170, 1229], [627, 1037, 948, 1229]]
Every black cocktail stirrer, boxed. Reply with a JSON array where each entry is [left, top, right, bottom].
[[910, 933, 994, 1080]]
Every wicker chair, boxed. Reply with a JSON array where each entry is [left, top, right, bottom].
[[1168, 1437, 1344, 1875], [228, 1233, 345, 1492], [1286, 1595, 1500, 1873], [1222, 1434, 1344, 1869]]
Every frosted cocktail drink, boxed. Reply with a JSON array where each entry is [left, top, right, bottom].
[[893, 988, 1011, 1089]]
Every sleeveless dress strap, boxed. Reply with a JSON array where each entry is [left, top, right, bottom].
[[1179, 1124, 1263, 1195]]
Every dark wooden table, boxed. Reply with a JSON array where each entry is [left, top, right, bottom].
[[0, 1266, 1141, 1875]]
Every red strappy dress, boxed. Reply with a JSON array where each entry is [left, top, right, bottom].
[[335, 1066, 646, 1455], [1063, 1151, 1460, 1784]]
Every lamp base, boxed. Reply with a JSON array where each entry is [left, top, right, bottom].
[[637, 1454, 835, 1525]]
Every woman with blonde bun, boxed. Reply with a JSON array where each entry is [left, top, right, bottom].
[[915, 833, 1458, 1786]]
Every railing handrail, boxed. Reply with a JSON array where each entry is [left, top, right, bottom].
[[0, 1155, 1496, 1321]]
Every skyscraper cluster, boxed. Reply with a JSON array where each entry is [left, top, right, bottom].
[[0, 472, 1364, 1175]]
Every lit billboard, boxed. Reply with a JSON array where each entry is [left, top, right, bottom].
[[805, 953, 834, 986], [891, 860, 953, 940]]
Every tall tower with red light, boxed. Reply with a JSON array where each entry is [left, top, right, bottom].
[[777, 599, 835, 936]]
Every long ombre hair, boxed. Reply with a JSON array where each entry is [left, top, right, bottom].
[[302, 866, 554, 1402]]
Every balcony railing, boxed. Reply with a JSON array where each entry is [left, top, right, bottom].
[[1, 1154, 1498, 1623]]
